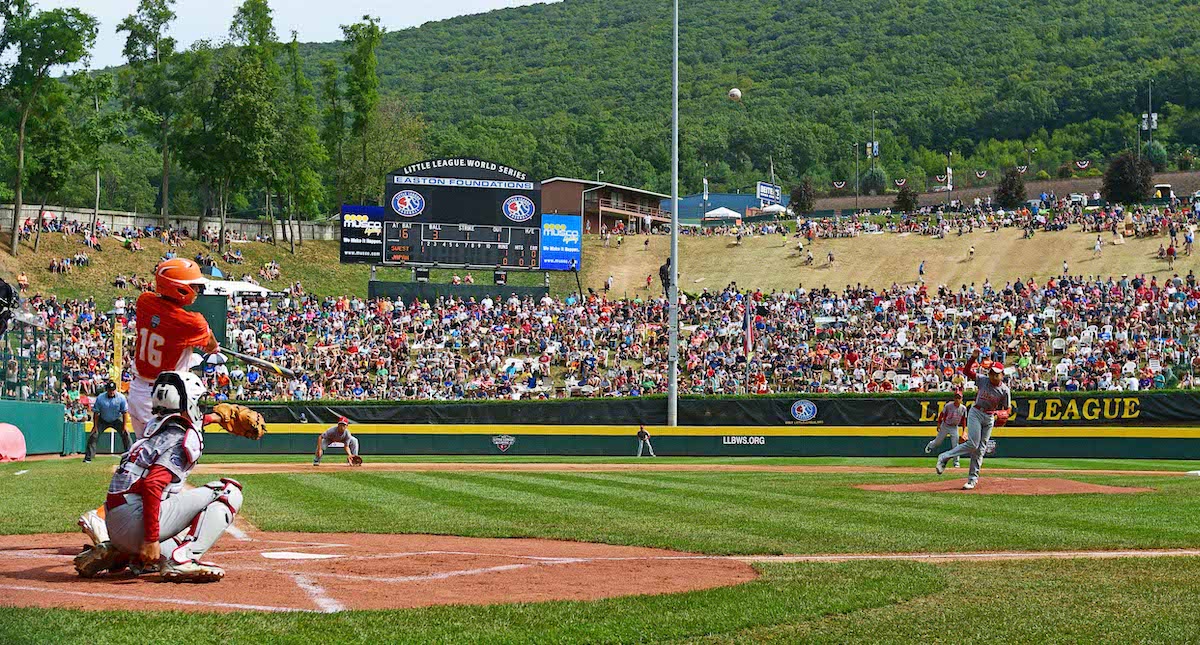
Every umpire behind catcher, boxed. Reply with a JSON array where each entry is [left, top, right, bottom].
[[86, 381, 131, 463]]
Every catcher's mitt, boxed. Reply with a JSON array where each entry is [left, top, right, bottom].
[[211, 403, 267, 440], [348, 455, 363, 466]]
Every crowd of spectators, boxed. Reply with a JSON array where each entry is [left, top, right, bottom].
[[6, 265, 1200, 411]]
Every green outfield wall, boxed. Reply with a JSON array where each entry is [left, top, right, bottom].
[[193, 391, 1200, 459], [0, 400, 67, 455]]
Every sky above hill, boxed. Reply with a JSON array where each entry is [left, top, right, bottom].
[[45, 0, 557, 69]]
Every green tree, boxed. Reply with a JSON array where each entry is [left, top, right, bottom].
[[281, 31, 327, 253], [230, 0, 283, 244], [1, 1, 98, 255], [993, 168, 1026, 209], [26, 85, 80, 252], [191, 54, 279, 254], [861, 165, 888, 196], [318, 60, 347, 209], [1102, 151, 1153, 205], [117, 0, 190, 226], [1143, 140, 1168, 172], [893, 185, 919, 213], [345, 97, 425, 205], [789, 177, 816, 215], [67, 71, 126, 237], [341, 15, 384, 203]]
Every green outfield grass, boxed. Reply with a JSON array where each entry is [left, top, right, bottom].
[[3, 458, 1199, 643]]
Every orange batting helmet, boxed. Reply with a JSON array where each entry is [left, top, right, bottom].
[[155, 258, 206, 306]]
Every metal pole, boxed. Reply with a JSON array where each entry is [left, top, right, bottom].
[[854, 143, 860, 211], [1149, 80, 1154, 146], [870, 111, 876, 170], [667, 0, 680, 427]]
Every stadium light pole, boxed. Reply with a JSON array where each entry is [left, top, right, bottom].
[[667, 0, 680, 427]]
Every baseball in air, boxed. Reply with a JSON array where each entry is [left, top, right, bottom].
[[728, 88, 742, 101]]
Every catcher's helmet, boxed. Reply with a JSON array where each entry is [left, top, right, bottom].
[[155, 258, 206, 305], [151, 370, 206, 424]]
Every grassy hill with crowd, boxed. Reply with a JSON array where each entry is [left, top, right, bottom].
[[0, 224, 1193, 307]]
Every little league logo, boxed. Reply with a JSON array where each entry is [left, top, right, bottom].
[[790, 399, 817, 422], [391, 190, 425, 217], [502, 195, 536, 222], [492, 435, 517, 452]]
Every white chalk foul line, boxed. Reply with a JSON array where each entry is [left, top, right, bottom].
[[732, 549, 1200, 563], [288, 573, 345, 613], [14, 470, 28, 476], [224, 524, 251, 541], [0, 583, 308, 613]]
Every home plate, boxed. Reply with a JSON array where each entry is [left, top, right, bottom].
[[261, 551, 341, 560]]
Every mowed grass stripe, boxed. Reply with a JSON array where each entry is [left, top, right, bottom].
[[433, 471, 801, 553], [633, 467, 1195, 551], [391, 471, 760, 548], [565, 471, 1036, 553], [241, 472, 515, 535], [525, 471, 884, 553]]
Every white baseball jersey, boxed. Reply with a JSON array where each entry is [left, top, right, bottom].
[[108, 414, 203, 500], [938, 402, 968, 430]]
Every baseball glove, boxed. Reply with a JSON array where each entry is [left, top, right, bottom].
[[211, 403, 267, 440], [348, 455, 363, 466]]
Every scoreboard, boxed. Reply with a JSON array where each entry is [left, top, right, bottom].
[[340, 157, 542, 269], [382, 221, 541, 268]]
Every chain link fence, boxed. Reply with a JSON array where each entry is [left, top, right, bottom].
[[0, 319, 68, 404]]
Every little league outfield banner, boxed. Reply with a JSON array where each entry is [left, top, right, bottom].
[[195, 392, 1200, 459]]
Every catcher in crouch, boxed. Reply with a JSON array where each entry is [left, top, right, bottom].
[[73, 370, 266, 583]]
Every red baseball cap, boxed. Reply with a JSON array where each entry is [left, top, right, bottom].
[[338, 417, 350, 425], [989, 363, 1005, 374]]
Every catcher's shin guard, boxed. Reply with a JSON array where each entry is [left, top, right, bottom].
[[77, 506, 109, 545], [162, 479, 243, 564]]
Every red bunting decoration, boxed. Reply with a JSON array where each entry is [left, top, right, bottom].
[[1075, 160, 1091, 169], [894, 178, 907, 187], [832, 181, 847, 189], [1017, 165, 1028, 174], [975, 170, 988, 179]]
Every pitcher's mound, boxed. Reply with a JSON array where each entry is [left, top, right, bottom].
[[856, 477, 1154, 495]]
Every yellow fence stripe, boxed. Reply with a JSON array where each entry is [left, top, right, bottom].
[[260, 423, 1200, 439]]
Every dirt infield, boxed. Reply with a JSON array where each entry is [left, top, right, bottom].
[[855, 477, 1155, 495], [190, 462, 1192, 476], [0, 532, 756, 613]]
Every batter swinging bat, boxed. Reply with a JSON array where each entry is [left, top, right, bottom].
[[219, 346, 297, 378]]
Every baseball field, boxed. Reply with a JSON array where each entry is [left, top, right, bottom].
[[2, 455, 1199, 643]]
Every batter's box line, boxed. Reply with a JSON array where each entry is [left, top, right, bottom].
[[238, 562, 540, 584]]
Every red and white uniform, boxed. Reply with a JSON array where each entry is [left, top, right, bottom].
[[927, 400, 967, 454], [104, 414, 242, 565], [129, 293, 213, 436]]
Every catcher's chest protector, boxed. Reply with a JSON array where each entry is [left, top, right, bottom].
[[109, 415, 202, 499]]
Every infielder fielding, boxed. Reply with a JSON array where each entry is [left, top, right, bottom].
[[936, 349, 1011, 489], [636, 424, 656, 457], [73, 370, 266, 582], [314, 417, 362, 466], [925, 389, 966, 468], [129, 258, 219, 437]]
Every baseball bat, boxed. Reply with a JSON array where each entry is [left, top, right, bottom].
[[219, 346, 297, 378]]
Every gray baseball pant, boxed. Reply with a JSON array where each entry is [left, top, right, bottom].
[[939, 406, 994, 482], [107, 481, 243, 561]]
